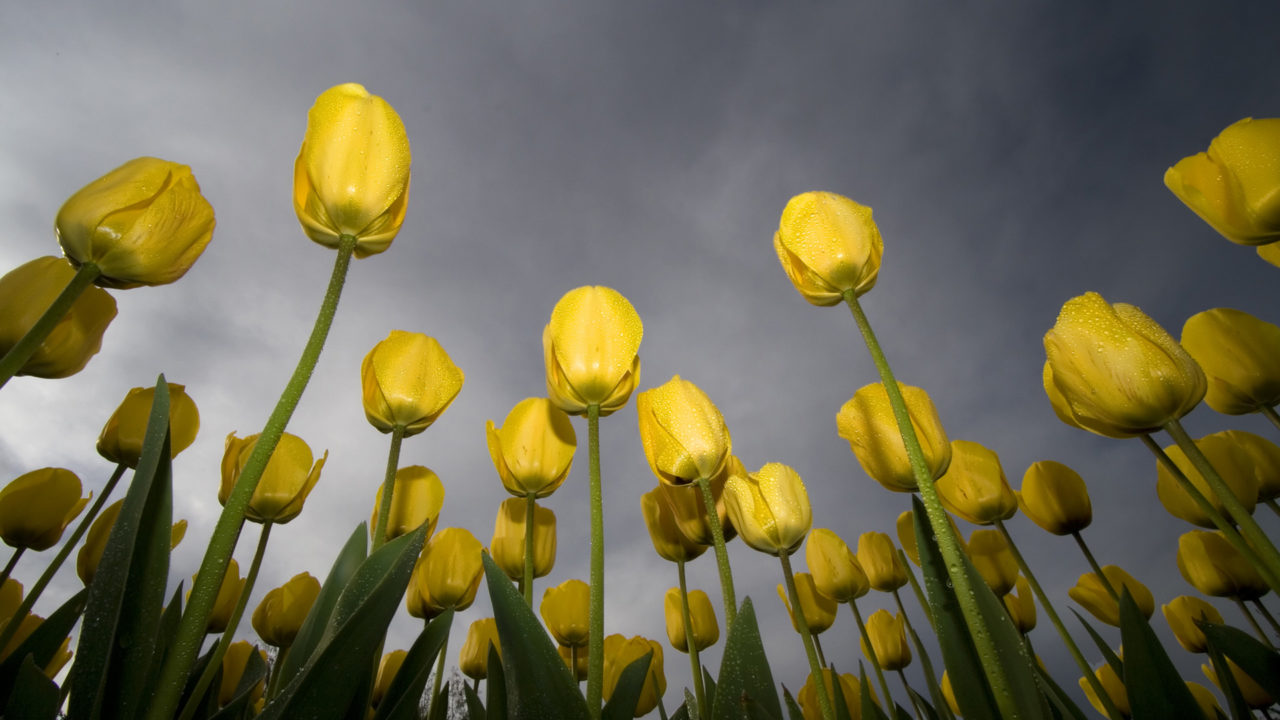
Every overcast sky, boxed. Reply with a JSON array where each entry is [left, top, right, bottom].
[[2, 2, 1279, 715]]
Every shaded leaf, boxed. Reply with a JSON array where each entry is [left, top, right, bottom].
[[486, 642, 507, 720], [1201, 620, 1280, 700], [1031, 659, 1089, 720], [374, 610, 455, 720], [4, 655, 59, 720], [602, 651, 652, 720], [712, 598, 781, 720], [464, 679, 487, 720], [781, 685, 803, 720], [1071, 610, 1123, 678], [1116, 589, 1204, 720], [209, 646, 268, 720], [0, 588, 86, 705], [859, 665, 890, 720]]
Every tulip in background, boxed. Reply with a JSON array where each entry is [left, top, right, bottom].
[[1165, 116, 1280, 246], [805, 528, 869, 603], [541, 578, 591, 649], [193, 558, 246, 634], [934, 439, 1018, 525], [663, 587, 718, 653], [97, 383, 200, 468], [724, 462, 812, 556], [491, 497, 556, 581], [1180, 307, 1280, 418], [773, 190, 884, 305], [1067, 565, 1154, 627], [1227, 429, 1280, 505], [777, 572, 838, 635], [862, 609, 911, 671], [220, 432, 327, 524], [1177, 529, 1269, 601], [1017, 460, 1092, 535], [1003, 576, 1037, 633], [361, 331, 465, 437], [602, 634, 665, 718], [542, 285, 644, 416], [836, 381, 951, 492], [1162, 595, 1224, 653], [1155, 432, 1259, 528], [371, 650, 407, 710], [1259, 241, 1280, 267], [413, 527, 485, 614], [486, 397, 576, 498], [798, 669, 872, 720], [966, 529, 1019, 597], [1079, 657, 1130, 719], [656, 461, 739, 547], [636, 375, 733, 487], [639, 488, 706, 563], [0, 256, 116, 378], [856, 531, 908, 593], [1203, 657, 1276, 710], [0, 468, 89, 552], [368, 465, 445, 541], [459, 617, 501, 681], [218, 641, 266, 708], [251, 572, 321, 648]]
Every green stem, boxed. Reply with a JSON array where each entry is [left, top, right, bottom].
[[1267, 499, 1280, 519], [654, 677, 669, 720], [814, 634, 830, 669], [781, 551, 834, 720], [1234, 598, 1275, 650], [1162, 420, 1280, 593], [992, 519, 1122, 720], [586, 404, 605, 719], [1071, 532, 1120, 603], [371, 424, 406, 552], [694, 475, 736, 630], [571, 645, 581, 684], [147, 234, 357, 720], [0, 463, 127, 652], [177, 522, 272, 720], [265, 644, 291, 701], [677, 560, 708, 720], [899, 549, 935, 630], [0, 548, 22, 590], [849, 598, 896, 712], [1252, 599, 1280, 640], [430, 628, 449, 715], [897, 669, 923, 720], [893, 590, 952, 720], [0, 261, 101, 390], [844, 291, 1021, 717], [1261, 405, 1280, 434], [524, 493, 536, 607]]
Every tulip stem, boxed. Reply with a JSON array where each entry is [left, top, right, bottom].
[[1071, 532, 1120, 603], [780, 551, 835, 720], [677, 561, 708, 720], [898, 551, 935, 630], [893, 590, 951, 720], [586, 403, 605, 720], [0, 549, 22, 590], [1262, 406, 1280, 434], [992, 519, 1122, 720], [265, 644, 291, 701], [1253, 600, 1280, 641], [177, 522, 272, 720], [1162, 420, 1280, 593], [0, 463, 127, 652], [372, 424, 406, 553], [897, 670, 923, 720], [1267, 499, 1280, 519], [849, 598, 896, 713], [695, 475, 736, 630], [1234, 598, 1275, 649], [430, 629, 449, 715], [843, 291, 1021, 717], [0, 261, 101, 391], [523, 493, 536, 607], [148, 234, 358, 720], [813, 634, 828, 669]]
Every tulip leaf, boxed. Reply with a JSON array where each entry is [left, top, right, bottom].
[[859, 665, 890, 720], [486, 642, 507, 720], [711, 597, 781, 720], [781, 686, 804, 720], [1030, 659, 1088, 720], [908, 689, 940, 720], [1203, 640, 1251, 720], [1116, 588, 1203, 720], [1201, 620, 1280, 700], [176, 648, 219, 720], [259, 523, 427, 720], [374, 609, 454, 720], [682, 689, 699, 720], [68, 376, 174, 720], [427, 684, 449, 720], [4, 655, 59, 720], [482, 552, 590, 720], [0, 587, 86, 705], [209, 646, 268, 720], [601, 651, 652, 720], [463, 680, 487, 720], [145, 584, 185, 704], [1071, 610, 1123, 678], [703, 665, 717, 710]]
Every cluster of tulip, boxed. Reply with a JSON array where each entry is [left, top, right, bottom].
[[0, 80, 1277, 720]]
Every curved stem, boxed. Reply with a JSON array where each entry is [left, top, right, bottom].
[[571, 645, 581, 685], [1234, 598, 1275, 649], [371, 424, 406, 552], [849, 598, 895, 712], [897, 669, 922, 720], [1071, 532, 1119, 603], [898, 550, 935, 631], [586, 404, 604, 719], [781, 551, 834, 720], [0, 261, 100, 391], [893, 590, 950, 720], [1252, 599, 1280, 639], [148, 234, 358, 720], [695, 476, 736, 630], [523, 493, 537, 606], [0, 549, 23, 590], [1261, 405, 1280, 434], [677, 560, 707, 720]]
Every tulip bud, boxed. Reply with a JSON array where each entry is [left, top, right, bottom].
[[1165, 117, 1280, 246], [459, 617, 501, 680], [856, 531, 908, 592], [602, 634, 665, 718], [1177, 530, 1267, 600], [0, 468, 89, 551], [220, 432, 326, 524], [664, 587, 719, 653], [637, 376, 732, 486], [0, 256, 116, 378], [558, 644, 588, 681], [486, 397, 576, 498], [640, 488, 706, 563], [77, 500, 184, 585], [97, 382, 200, 468], [219, 641, 266, 707], [491, 498, 556, 581], [1003, 576, 1037, 633], [836, 382, 951, 492], [543, 286, 643, 416], [541, 579, 590, 648], [1079, 658, 1130, 718], [1017, 460, 1092, 535], [293, 83, 411, 257], [412, 527, 484, 614], [370, 465, 445, 542], [371, 650, 407, 709], [251, 572, 321, 648], [935, 440, 1018, 525], [56, 157, 216, 288], [1181, 308, 1280, 415], [804, 528, 869, 602], [1225, 429, 1280, 502], [1162, 595, 1224, 653], [862, 609, 911, 671], [777, 573, 837, 635], [723, 462, 812, 556], [656, 457, 739, 546], [1156, 432, 1258, 528], [361, 331, 464, 437], [1203, 657, 1275, 709], [967, 529, 1019, 597], [773, 191, 883, 305], [1068, 565, 1154, 627], [192, 558, 246, 634], [799, 669, 874, 720]]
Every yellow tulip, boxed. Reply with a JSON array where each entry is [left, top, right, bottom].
[[220, 432, 326, 524], [412, 527, 484, 614], [1259, 241, 1280, 267], [1068, 565, 1154, 627], [77, 500, 185, 585], [0, 579, 20, 624], [656, 457, 739, 546], [862, 609, 911, 671], [219, 640, 266, 707], [723, 462, 812, 556], [459, 617, 501, 680], [602, 634, 665, 718], [777, 572, 837, 634], [0, 256, 117, 378], [836, 382, 951, 492], [251, 572, 321, 647], [486, 397, 576, 497], [1226, 429, 1280, 502], [805, 528, 869, 602], [43, 637, 71, 679], [663, 587, 718, 653], [55, 157, 216, 288], [1165, 117, 1280, 246], [639, 487, 706, 563], [1162, 595, 1224, 653], [371, 650, 407, 709], [491, 498, 556, 581], [935, 440, 1018, 525], [541, 578, 590, 648], [1185, 681, 1224, 719], [636, 375, 732, 486], [1156, 433, 1258, 528], [361, 331, 465, 437], [856, 531, 908, 592], [193, 558, 246, 634], [773, 191, 883, 305], [1043, 292, 1206, 438], [0, 613, 42, 661], [542, 286, 643, 416], [1182, 308, 1280, 414], [1203, 657, 1275, 709], [896, 508, 964, 567], [966, 529, 1019, 597], [97, 382, 200, 468], [799, 669, 873, 720], [1177, 529, 1268, 600], [1017, 460, 1092, 535], [558, 644, 588, 681], [369, 465, 445, 542], [0, 468, 89, 551], [940, 671, 960, 717], [293, 83, 411, 257], [1080, 658, 1130, 718], [1003, 576, 1037, 633]]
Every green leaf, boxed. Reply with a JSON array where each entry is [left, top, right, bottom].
[[427, 684, 449, 720], [1203, 640, 1251, 720], [900, 606, 952, 720], [1071, 610, 1123, 678], [463, 679, 488, 720], [1201, 620, 1280, 700], [674, 695, 693, 720], [1116, 589, 1205, 720], [1031, 659, 1089, 720], [374, 610, 454, 720], [602, 651, 652, 720], [209, 645, 268, 720], [4, 655, 59, 720], [703, 665, 717, 711], [859, 665, 890, 720], [68, 376, 174, 720], [486, 642, 507, 720], [907, 688, 940, 720], [482, 552, 590, 720], [145, 584, 186, 705], [712, 597, 781, 720], [0, 588, 86, 705], [781, 685, 804, 720]]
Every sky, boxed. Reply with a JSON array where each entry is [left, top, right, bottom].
[[2, 1, 1279, 715]]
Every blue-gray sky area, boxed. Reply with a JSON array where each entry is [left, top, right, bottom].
[[2, 2, 1278, 714]]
